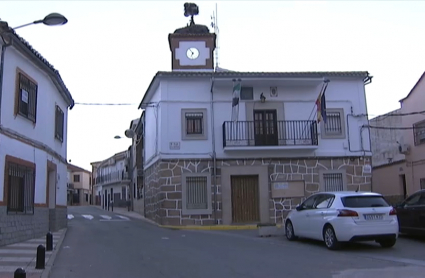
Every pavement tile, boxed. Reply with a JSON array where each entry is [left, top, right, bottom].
[[0, 229, 65, 277]]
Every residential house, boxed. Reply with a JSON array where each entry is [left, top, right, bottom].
[[128, 118, 144, 214], [0, 21, 74, 245], [91, 151, 131, 210], [67, 163, 92, 206], [137, 19, 373, 226], [371, 72, 425, 202]]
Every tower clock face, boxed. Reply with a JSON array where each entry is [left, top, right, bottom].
[[186, 48, 199, 59]]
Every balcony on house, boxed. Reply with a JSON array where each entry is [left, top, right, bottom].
[[222, 120, 318, 150], [94, 170, 130, 186]]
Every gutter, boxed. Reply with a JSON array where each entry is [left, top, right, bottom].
[[210, 72, 217, 224]]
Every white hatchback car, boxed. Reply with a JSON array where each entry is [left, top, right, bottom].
[[285, 191, 399, 250]]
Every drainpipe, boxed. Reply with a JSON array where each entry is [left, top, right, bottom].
[[0, 36, 12, 125], [210, 74, 218, 224]]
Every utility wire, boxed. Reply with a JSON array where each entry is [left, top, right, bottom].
[[74, 102, 137, 106]]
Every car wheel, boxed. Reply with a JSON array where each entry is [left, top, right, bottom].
[[285, 220, 297, 241], [378, 239, 396, 248], [323, 225, 341, 250]]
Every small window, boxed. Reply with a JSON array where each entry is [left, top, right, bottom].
[[73, 174, 80, 182], [314, 195, 335, 209], [301, 195, 317, 209], [240, 86, 253, 100], [413, 121, 425, 146], [55, 105, 64, 142], [404, 193, 421, 206], [16, 72, 38, 123], [321, 108, 346, 139], [182, 173, 212, 215], [185, 112, 203, 134], [341, 196, 390, 208], [181, 109, 207, 140], [323, 173, 344, 191]]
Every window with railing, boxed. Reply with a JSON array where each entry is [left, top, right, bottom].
[[185, 112, 203, 135], [323, 172, 344, 192], [322, 108, 346, 139], [7, 162, 35, 214], [16, 71, 38, 123], [182, 173, 212, 215]]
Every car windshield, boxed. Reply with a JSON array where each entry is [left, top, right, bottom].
[[341, 196, 390, 208]]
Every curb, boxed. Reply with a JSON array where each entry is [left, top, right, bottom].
[[40, 228, 67, 278], [92, 206, 285, 231]]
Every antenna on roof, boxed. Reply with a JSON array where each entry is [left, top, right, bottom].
[[211, 3, 219, 70]]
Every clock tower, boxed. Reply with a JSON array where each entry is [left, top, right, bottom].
[[169, 3, 217, 71]]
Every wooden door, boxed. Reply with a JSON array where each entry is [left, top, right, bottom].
[[254, 110, 278, 146], [231, 175, 260, 223]]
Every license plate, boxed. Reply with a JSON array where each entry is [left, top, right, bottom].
[[364, 214, 383, 220]]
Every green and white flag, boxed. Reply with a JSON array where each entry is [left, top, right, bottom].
[[231, 81, 241, 122]]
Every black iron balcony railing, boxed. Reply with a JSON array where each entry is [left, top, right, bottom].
[[95, 170, 130, 185], [222, 120, 318, 148]]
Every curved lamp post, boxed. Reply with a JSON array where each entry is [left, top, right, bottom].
[[13, 13, 68, 30]]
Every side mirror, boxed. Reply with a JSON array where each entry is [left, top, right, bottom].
[[295, 204, 303, 211]]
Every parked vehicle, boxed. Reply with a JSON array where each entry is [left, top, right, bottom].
[[285, 191, 399, 250], [395, 189, 425, 236]]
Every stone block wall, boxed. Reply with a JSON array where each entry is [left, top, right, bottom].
[[0, 206, 49, 246], [143, 157, 372, 226]]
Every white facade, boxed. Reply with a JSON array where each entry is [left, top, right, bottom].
[[0, 31, 73, 208], [92, 151, 130, 209], [142, 72, 372, 169]]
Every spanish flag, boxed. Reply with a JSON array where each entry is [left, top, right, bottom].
[[316, 81, 329, 123]]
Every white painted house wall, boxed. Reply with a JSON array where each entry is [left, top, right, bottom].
[[0, 44, 69, 206], [144, 76, 371, 168]]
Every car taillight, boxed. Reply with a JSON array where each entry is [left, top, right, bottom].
[[337, 209, 359, 217], [389, 208, 397, 215]]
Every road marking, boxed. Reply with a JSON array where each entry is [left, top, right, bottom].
[[82, 214, 94, 220], [356, 253, 425, 267], [67, 214, 74, 220], [116, 215, 130, 220], [100, 215, 112, 220], [162, 237, 169, 240]]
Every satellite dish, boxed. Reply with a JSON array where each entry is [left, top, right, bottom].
[[124, 129, 135, 139]]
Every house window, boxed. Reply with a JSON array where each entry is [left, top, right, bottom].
[[181, 108, 207, 140], [240, 86, 254, 100], [16, 71, 38, 123], [413, 121, 425, 146], [55, 105, 64, 142], [321, 108, 346, 139], [6, 161, 35, 214], [320, 170, 346, 192], [182, 173, 212, 215], [73, 174, 80, 182], [186, 112, 203, 134]]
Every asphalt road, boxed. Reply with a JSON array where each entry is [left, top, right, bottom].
[[50, 206, 425, 278]]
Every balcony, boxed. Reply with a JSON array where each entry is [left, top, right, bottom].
[[222, 120, 318, 151], [95, 170, 130, 186]]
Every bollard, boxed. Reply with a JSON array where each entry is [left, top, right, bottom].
[[111, 201, 114, 212], [35, 245, 45, 269], [46, 232, 53, 251], [14, 268, 26, 278]]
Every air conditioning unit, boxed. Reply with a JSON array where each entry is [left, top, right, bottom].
[[398, 144, 410, 155]]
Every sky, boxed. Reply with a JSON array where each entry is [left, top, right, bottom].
[[2, 0, 425, 171]]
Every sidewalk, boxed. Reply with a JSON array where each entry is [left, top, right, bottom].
[[0, 229, 66, 278]]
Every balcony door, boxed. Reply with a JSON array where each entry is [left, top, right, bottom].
[[254, 110, 278, 146]]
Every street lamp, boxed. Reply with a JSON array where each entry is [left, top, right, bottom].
[[114, 129, 136, 211], [13, 13, 68, 30]]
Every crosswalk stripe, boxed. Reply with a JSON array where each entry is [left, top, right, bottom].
[[116, 215, 130, 220], [67, 214, 74, 220], [100, 215, 112, 220], [82, 214, 94, 220]]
